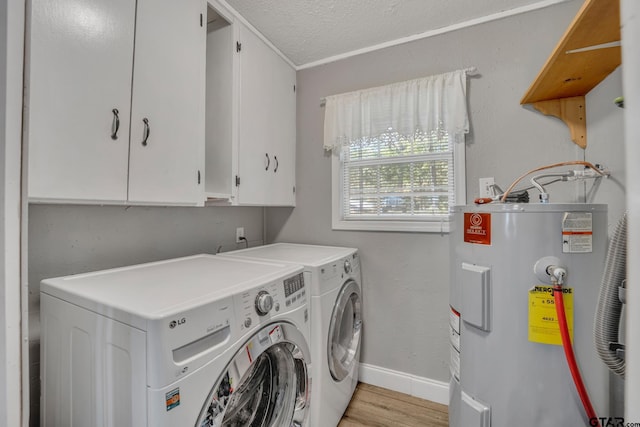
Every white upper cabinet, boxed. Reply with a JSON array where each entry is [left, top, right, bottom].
[[266, 49, 297, 206], [204, 8, 296, 207], [27, 0, 136, 203], [128, 0, 205, 205], [26, 0, 206, 205], [237, 23, 297, 206], [237, 23, 273, 206]]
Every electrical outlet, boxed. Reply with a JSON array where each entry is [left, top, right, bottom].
[[479, 177, 495, 198], [236, 227, 245, 243]]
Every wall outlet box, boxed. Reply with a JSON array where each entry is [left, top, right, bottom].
[[479, 177, 495, 198], [236, 227, 245, 243]]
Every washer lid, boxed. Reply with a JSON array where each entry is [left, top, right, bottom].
[[222, 243, 357, 268], [40, 255, 303, 322]]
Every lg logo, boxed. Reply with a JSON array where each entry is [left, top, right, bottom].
[[169, 318, 186, 329]]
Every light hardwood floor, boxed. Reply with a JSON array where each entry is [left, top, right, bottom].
[[338, 383, 449, 427]]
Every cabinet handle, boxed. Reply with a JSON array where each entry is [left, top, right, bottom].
[[265, 153, 270, 170], [274, 155, 278, 173], [141, 118, 150, 146], [111, 109, 120, 140]]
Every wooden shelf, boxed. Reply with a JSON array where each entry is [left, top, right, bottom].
[[520, 0, 621, 148], [531, 96, 587, 148]]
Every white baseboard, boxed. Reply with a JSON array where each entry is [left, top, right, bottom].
[[358, 363, 449, 405]]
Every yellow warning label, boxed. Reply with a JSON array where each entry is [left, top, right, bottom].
[[528, 285, 574, 345]]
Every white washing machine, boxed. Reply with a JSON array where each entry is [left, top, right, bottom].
[[220, 243, 363, 427], [40, 254, 312, 427]]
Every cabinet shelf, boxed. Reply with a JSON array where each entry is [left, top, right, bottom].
[[520, 0, 621, 148]]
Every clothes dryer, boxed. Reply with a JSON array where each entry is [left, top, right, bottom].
[[40, 254, 311, 427], [220, 243, 363, 427]]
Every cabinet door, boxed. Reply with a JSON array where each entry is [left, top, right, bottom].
[[128, 0, 206, 205], [236, 23, 272, 205], [236, 24, 296, 206], [268, 54, 296, 206], [27, 0, 135, 202]]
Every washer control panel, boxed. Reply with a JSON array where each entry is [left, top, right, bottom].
[[237, 272, 306, 333], [319, 252, 360, 282], [348, 252, 360, 272], [283, 272, 306, 309]]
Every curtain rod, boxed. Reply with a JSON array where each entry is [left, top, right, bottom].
[[319, 66, 478, 106]]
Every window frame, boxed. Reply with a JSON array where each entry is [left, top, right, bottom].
[[331, 138, 466, 233]]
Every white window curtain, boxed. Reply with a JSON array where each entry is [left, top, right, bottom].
[[323, 68, 474, 151], [325, 68, 474, 232]]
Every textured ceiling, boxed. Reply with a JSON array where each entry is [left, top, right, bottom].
[[225, 0, 569, 67]]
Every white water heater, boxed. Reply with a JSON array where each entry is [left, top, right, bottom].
[[449, 203, 609, 426]]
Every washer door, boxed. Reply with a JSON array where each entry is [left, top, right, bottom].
[[196, 322, 310, 427], [328, 279, 363, 381]]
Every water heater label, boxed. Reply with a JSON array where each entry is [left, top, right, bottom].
[[528, 285, 574, 345], [464, 213, 491, 245], [562, 212, 593, 253]]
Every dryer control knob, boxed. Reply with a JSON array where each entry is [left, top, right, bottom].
[[344, 259, 352, 274], [255, 291, 274, 316]]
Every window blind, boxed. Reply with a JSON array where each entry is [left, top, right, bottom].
[[342, 129, 454, 220]]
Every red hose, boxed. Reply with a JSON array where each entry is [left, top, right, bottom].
[[553, 285, 600, 427]]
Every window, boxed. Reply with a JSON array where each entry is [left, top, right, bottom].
[[324, 69, 473, 232]]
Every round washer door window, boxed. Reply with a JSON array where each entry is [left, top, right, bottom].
[[196, 322, 309, 427], [328, 279, 363, 381]]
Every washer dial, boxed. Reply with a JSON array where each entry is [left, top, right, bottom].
[[344, 259, 352, 274], [255, 291, 274, 316]]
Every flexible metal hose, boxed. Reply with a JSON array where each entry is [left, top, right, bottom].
[[594, 213, 627, 377]]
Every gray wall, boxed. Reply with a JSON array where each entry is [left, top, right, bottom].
[[27, 204, 264, 424], [267, 0, 626, 384], [586, 68, 626, 229]]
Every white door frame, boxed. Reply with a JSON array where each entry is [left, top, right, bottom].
[[0, 0, 26, 425], [622, 0, 640, 421]]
